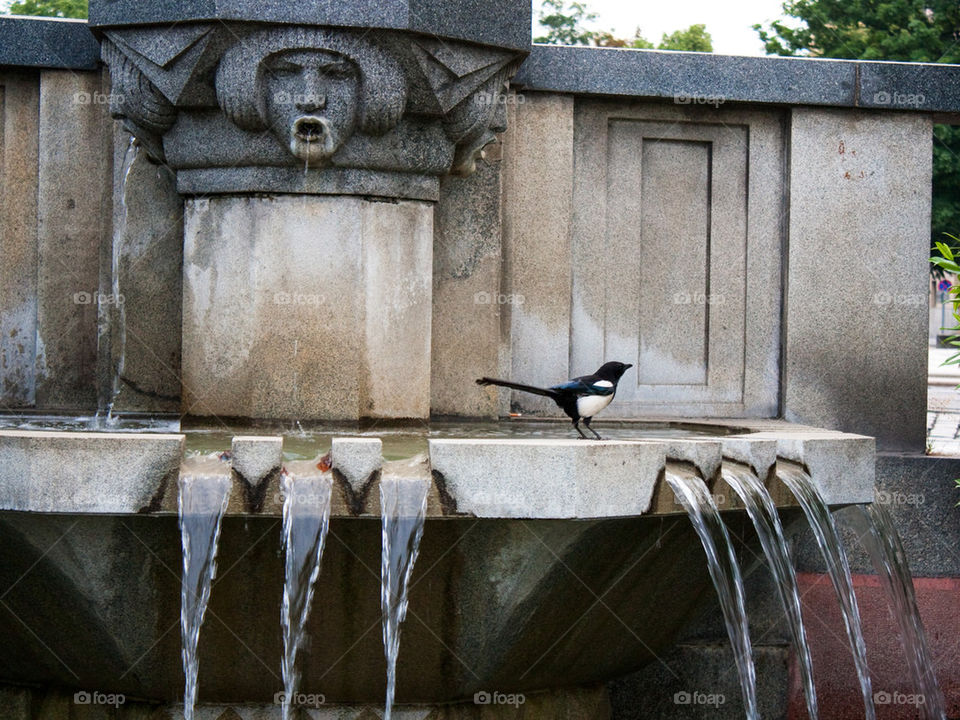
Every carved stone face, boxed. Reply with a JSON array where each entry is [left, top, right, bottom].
[[262, 49, 360, 167]]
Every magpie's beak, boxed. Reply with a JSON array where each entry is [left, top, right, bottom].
[[625, 364, 633, 369]]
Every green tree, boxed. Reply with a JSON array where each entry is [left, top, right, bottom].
[[659, 23, 713, 52], [4, 0, 87, 17], [755, 1, 960, 250], [534, 0, 599, 45]]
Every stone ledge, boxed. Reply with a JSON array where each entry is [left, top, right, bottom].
[[514, 44, 960, 116], [0, 16, 99, 70]]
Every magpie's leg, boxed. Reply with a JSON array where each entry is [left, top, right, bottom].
[[583, 416, 603, 440], [572, 418, 589, 440]]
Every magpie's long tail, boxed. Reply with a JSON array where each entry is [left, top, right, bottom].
[[476, 377, 558, 399]]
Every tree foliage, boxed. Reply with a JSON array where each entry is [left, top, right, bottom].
[[4, 0, 87, 18], [756, 1, 960, 250], [659, 23, 713, 52], [534, 0, 712, 51]]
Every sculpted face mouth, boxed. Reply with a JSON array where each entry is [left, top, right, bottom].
[[293, 116, 328, 143], [290, 115, 336, 166]]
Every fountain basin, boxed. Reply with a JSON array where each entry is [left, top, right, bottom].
[[0, 419, 874, 707]]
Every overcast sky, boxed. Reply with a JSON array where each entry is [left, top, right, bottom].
[[535, 0, 795, 56]]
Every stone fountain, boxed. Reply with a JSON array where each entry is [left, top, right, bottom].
[[0, 0, 956, 717]]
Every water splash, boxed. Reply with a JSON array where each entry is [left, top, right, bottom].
[[778, 462, 875, 720], [101, 136, 140, 426], [179, 472, 231, 720], [665, 465, 757, 720], [843, 502, 946, 719], [722, 461, 818, 720], [280, 469, 332, 720], [380, 473, 430, 720]]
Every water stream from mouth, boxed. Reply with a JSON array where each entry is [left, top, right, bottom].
[[178, 472, 231, 720], [722, 461, 818, 720], [280, 469, 333, 720], [380, 471, 430, 720], [99, 136, 139, 427], [777, 462, 876, 720], [666, 466, 758, 720]]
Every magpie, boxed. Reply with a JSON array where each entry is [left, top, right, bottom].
[[476, 361, 633, 440]]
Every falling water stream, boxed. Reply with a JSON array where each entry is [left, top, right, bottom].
[[380, 471, 430, 720], [722, 462, 819, 720], [280, 469, 333, 720], [100, 136, 140, 426], [665, 466, 758, 720], [179, 470, 231, 720], [778, 462, 876, 720], [843, 502, 946, 718]]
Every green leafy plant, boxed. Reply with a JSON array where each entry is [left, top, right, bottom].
[[930, 235, 960, 365]]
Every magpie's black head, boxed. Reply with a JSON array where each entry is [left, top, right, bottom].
[[595, 361, 632, 382]]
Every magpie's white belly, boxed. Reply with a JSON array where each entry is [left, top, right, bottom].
[[577, 393, 614, 419]]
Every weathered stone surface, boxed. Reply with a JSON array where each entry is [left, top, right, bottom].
[[88, 0, 532, 52], [181, 195, 432, 421], [662, 440, 723, 483], [35, 70, 112, 410], [720, 437, 778, 481], [0, 72, 40, 407], [230, 436, 282, 484], [0, 430, 183, 513], [498, 93, 574, 416], [331, 437, 382, 497], [431, 158, 503, 417], [784, 109, 931, 452], [571, 101, 782, 418], [0, 17, 100, 71], [429, 439, 666, 518]]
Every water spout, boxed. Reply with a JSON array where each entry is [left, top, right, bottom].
[[777, 462, 875, 720], [843, 502, 946, 719], [722, 461, 818, 720], [280, 468, 333, 720], [665, 465, 758, 720], [179, 471, 231, 720], [380, 471, 430, 720]]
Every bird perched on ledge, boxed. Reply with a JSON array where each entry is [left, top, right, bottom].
[[476, 361, 633, 440]]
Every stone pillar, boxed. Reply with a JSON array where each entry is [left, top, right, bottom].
[[91, 10, 528, 420]]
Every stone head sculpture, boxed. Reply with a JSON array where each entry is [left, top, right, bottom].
[[216, 29, 407, 167]]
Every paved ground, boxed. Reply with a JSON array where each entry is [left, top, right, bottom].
[[927, 347, 960, 455]]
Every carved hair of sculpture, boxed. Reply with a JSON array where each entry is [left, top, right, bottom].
[[216, 28, 407, 167]]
